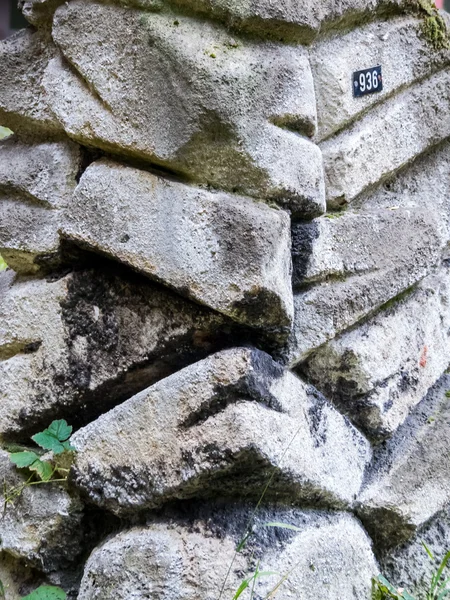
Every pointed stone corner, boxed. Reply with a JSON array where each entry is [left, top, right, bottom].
[[62, 159, 293, 330], [0, 449, 84, 572], [356, 374, 450, 553], [0, 267, 243, 441], [303, 267, 450, 441], [77, 508, 377, 600], [71, 347, 371, 515], [0, 135, 82, 274], [43, 0, 325, 217]]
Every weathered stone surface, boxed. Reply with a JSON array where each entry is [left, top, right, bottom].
[[63, 159, 293, 329], [44, 1, 325, 217], [77, 507, 377, 600], [71, 347, 370, 515], [302, 267, 450, 440], [292, 207, 442, 288], [381, 503, 450, 596], [18, 0, 66, 27], [0, 266, 242, 440], [0, 449, 84, 572], [357, 374, 450, 552], [310, 16, 450, 141], [0, 29, 61, 135], [322, 68, 450, 208], [0, 553, 49, 600], [284, 142, 450, 366], [0, 136, 81, 274]]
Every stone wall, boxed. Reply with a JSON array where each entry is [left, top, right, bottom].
[[0, 0, 449, 598]]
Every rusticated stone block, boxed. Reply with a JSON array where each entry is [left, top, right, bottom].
[[285, 205, 443, 365], [0, 266, 242, 440], [44, 0, 325, 217], [322, 68, 450, 208], [303, 267, 450, 440], [310, 16, 450, 142], [63, 159, 293, 329], [0, 449, 84, 572], [0, 29, 61, 135], [77, 506, 377, 600], [71, 347, 371, 515], [357, 375, 450, 552], [0, 136, 81, 274]]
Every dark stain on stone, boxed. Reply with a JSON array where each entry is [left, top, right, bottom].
[[291, 221, 320, 289]]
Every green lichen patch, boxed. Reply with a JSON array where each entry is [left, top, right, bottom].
[[412, 0, 450, 50]]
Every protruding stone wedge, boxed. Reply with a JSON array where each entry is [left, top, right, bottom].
[[0, 266, 242, 440], [0, 29, 61, 135], [0, 449, 84, 572], [357, 374, 450, 552], [322, 68, 450, 208], [310, 16, 450, 142], [45, 1, 325, 217], [63, 159, 293, 329], [292, 207, 442, 288], [71, 347, 371, 515], [0, 136, 81, 273], [18, 0, 66, 27], [303, 268, 450, 440], [77, 508, 377, 600]]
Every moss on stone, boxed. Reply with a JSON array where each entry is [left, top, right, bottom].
[[411, 0, 450, 50]]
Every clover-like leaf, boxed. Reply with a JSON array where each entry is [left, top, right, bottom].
[[9, 451, 40, 469], [29, 459, 53, 482], [22, 585, 67, 600], [47, 420, 72, 442], [31, 432, 66, 455]]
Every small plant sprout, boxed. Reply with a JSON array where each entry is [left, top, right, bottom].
[[0, 581, 67, 600], [3, 420, 75, 508], [372, 543, 450, 600]]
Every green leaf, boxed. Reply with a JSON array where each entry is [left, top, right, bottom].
[[263, 522, 302, 532], [232, 571, 278, 600], [47, 420, 72, 442], [0, 579, 5, 600], [31, 432, 65, 455], [9, 451, 40, 468], [422, 542, 435, 562], [21, 585, 67, 600], [29, 460, 53, 482]]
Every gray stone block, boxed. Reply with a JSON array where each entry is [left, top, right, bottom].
[[303, 268, 450, 440], [71, 347, 371, 515], [357, 374, 450, 552], [322, 68, 450, 208], [0, 267, 241, 440], [77, 507, 377, 600], [0, 29, 62, 135], [310, 16, 450, 142], [0, 136, 81, 274], [63, 159, 293, 329], [0, 449, 84, 572], [44, 1, 325, 217]]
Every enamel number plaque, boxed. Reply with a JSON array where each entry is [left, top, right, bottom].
[[353, 66, 383, 98]]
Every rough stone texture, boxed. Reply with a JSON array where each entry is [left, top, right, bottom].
[[381, 503, 450, 596], [292, 206, 442, 288], [44, 0, 325, 217], [310, 16, 450, 141], [153, 0, 407, 43], [77, 507, 377, 600], [18, 0, 66, 27], [357, 374, 450, 552], [0, 553, 49, 600], [0, 136, 81, 274], [303, 267, 450, 441], [0, 29, 61, 135], [322, 68, 450, 208], [0, 266, 243, 440], [63, 159, 293, 329], [0, 449, 84, 572], [71, 347, 370, 515], [284, 143, 450, 365]]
